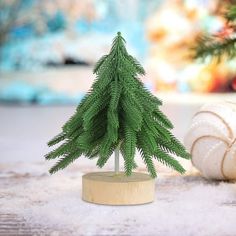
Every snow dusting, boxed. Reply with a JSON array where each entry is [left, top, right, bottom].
[[1, 163, 236, 236]]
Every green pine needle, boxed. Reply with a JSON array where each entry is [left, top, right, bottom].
[[47, 133, 65, 146], [122, 125, 137, 176], [49, 151, 82, 174], [154, 147, 186, 174]]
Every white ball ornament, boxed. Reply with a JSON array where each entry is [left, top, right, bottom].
[[184, 101, 236, 180]]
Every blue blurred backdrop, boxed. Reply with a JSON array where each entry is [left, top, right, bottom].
[[0, 0, 235, 104]]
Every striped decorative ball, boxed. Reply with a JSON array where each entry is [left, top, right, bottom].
[[184, 102, 236, 180]]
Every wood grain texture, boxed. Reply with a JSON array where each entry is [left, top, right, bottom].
[[82, 172, 155, 205]]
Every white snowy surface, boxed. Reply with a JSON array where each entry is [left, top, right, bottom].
[[1, 162, 236, 236]]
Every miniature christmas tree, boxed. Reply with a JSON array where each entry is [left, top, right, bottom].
[[45, 32, 190, 178]]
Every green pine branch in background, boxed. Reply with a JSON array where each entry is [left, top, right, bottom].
[[225, 5, 236, 21], [193, 5, 236, 61], [194, 36, 236, 61], [45, 32, 190, 178]]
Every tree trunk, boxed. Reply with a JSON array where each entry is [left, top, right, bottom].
[[114, 148, 119, 174]]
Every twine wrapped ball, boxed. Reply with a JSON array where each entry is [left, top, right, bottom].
[[184, 102, 236, 180]]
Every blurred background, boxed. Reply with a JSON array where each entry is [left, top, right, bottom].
[[0, 0, 236, 106]]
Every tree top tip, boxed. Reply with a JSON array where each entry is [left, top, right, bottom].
[[117, 31, 121, 36]]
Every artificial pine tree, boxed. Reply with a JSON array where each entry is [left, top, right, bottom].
[[45, 32, 190, 178]]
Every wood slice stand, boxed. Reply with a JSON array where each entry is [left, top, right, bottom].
[[82, 172, 155, 205]]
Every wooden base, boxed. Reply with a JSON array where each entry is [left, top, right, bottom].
[[82, 172, 155, 205]]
